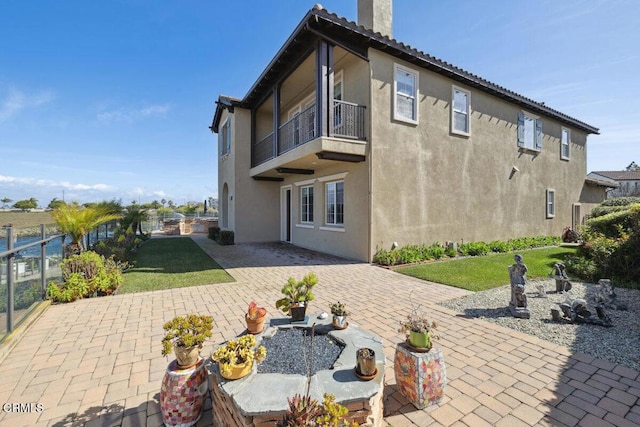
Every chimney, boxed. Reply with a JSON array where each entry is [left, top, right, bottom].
[[357, 0, 392, 38]]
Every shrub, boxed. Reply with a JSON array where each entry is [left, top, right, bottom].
[[47, 251, 124, 302], [373, 248, 396, 266], [459, 241, 490, 256], [208, 226, 220, 240], [489, 240, 513, 253], [590, 205, 628, 218], [587, 204, 640, 238], [219, 230, 234, 245], [425, 243, 446, 259], [601, 197, 640, 207]]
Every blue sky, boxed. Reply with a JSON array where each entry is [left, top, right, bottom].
[[1, 0, 637, 207]]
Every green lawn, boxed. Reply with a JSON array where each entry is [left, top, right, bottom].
[[397, 246, 578, 292], [120, 237, 235, 294]]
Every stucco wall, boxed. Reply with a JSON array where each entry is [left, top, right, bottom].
[[368, 50, 589, 257]]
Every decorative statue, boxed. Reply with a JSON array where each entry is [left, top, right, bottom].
[[550, 262, 572, 293], [556, 296, 612, 327], [508, 254, 530, 319]]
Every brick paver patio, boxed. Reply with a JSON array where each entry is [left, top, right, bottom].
[[0, 234, 638, 426]]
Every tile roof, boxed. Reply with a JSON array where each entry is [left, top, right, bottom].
[[212, 5, 599, 135], [591, 171, 640, 181]]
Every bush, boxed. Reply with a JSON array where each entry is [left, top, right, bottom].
[[47, 251, 124, 303], [489, 240, 513, 253], [459, 241, 490, 256], [208, 226, 220, 240], [587, 204, 640, 238], [590, 205, 628, 218], [601, 197, 640, 207], [219, 230, 234, 245]]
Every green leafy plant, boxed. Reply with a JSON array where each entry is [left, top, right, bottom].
[[211, 334, 267, 377], [208, 226, 220, 240], [161, 314, 214, 357], [275, 272, 317, 313], [282, 393, 357, 427], [219, 230, 234, 245], [398, 306, 438, 337], [330, 301, 349, 316], [52, 203, 121, 256], [316, 393, 358, 427]]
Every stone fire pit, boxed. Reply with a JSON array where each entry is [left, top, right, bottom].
[[207, 314, 385, 427]]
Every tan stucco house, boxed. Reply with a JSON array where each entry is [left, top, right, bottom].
[[210, 0, 600, 262]]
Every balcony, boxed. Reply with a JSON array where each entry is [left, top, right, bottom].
[[252, 100, 366, 169]]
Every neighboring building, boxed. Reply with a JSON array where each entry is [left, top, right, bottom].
[[588, 171, 640, 198], [210, 0, 600, 262], [581, 174, 619, 223]]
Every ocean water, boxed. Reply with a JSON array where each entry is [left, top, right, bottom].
[[0, 235, 64, 258]]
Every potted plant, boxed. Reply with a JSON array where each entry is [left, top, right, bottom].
[[398, 306, 438, 350], [211, 334, 267, 380], [355, 348, 377, 380], [283, 394, 322, 427], [161, 314, 214, 368], [330, 301, 349, 330], [245, 301, 267, 334], [275, 272, 317, 322]]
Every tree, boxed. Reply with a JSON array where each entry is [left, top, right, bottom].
[[626, 161, 639, 171], [52, 204, 121, 256], [13, 198, 38, 211], [167, 200, 175, 209], [1, 198, 12, 209], [161, 198, 167, 208], [48, 198, 66, 210]]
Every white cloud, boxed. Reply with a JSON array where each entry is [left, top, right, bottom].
[[0, 87, 54, 121], [0, 175, 114, 192], [97, 103, 170, 123]]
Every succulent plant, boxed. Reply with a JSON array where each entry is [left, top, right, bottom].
[[211, 334, 267, 377], [330, 301, 349, 316], [246, 301, 267, 320], [161, 314, 213, 357]]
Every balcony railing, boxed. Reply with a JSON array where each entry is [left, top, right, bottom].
[[278, 105, 316, 156], [333, 100, 366, 140], [252, 100, 366, 167]]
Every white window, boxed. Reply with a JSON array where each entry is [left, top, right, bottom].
[[546, 189, 555, 218], [561, 127, 570, 160], [300, 186, 314, 224], [325, 181, 344, 226], [394, 64, 418, 123], [219, 119, 231, 156], [517, 112, 542, 151], [451, 86, 470, 135]]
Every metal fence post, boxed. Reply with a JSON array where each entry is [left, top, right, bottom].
[[40, 224, 47, 299], [6, 226, 14, 334]]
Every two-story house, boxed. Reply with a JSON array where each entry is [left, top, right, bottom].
[[210, 0, 599, 262], [589, 171, 640, 198]]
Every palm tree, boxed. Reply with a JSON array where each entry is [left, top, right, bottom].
[[52, 204, 121, 256], [1, 198, 12, 209]]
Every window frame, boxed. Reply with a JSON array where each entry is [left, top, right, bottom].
[[219, 118, 231, 157], [561, 127, 570, 160], [300, 185, 314, 224], [451, 85, 471, 136], [393, 63, 419, 124], [325, 180, 344, 227], [517, 111, 542, 152], [546, 189, 555, 218]]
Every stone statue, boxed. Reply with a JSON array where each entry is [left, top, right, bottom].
[[508, 254, 530, 318], [550, 262, 572, 293], [556, 297, 612, 327]]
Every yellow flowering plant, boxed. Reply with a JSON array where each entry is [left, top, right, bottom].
[[211, 334, 267, 377]]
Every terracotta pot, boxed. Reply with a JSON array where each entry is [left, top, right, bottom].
[[332, 315, 348, 330], [245, 314, 267, 334], [220, 361, 252, 380], [174, 345, 201, 368], [356, 348, 376, 376], [409, 330, 432, 350]]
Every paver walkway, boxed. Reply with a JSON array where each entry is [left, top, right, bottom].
[[0, 235, 638, 426]]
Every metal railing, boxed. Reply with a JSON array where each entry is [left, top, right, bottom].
[[278, 104, 317, 155], [333, 100, 366, 140], [1, 225, 64, 341], [251, 100, 366, 168]]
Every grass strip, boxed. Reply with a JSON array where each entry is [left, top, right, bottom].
[[397, 246, 578, 292], [120, 237, 234, 294]]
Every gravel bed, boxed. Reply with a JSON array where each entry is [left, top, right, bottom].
[[257, 327, 345, 375], [438, 279, 640, 372]]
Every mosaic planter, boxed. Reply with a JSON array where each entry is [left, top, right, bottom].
[[160, 358, 208, 427], [394, 343, 446, 409]]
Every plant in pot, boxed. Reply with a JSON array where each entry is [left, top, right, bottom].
[[161, 314, 214, 368], [245, 301, 267, 334], [211, 334, 267, 380], [355, 348, 377, 380], [398, 306, 439, 351], [330, 301, 349, 330], [275, 272, 317, 322]]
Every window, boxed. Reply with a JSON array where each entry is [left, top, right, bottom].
[[546, 189, 555, 218], [517, 112, 542, 151], [219, 119, 231, 156], [325, 181, 344, 226], [561, 127, 570, 160], [452, 86, 470, 135], [300, 186, 314, 223], [394, 64, 418, 123]]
